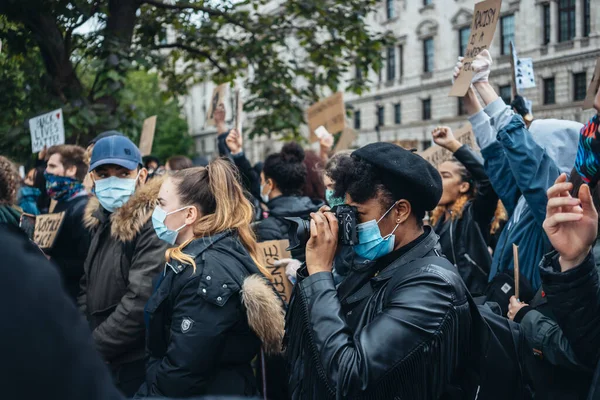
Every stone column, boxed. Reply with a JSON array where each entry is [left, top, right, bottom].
[[575, 0, 583, 39]]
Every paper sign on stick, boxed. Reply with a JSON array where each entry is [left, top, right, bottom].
[[516, 58, 536, 91], [139, 116, 157, 156], [307, 92, 346, 143], [583, 58, 600, 110], [33, 212, 66, 249], [450, 0, 502, 97], [419, 124, 478, 167], [206, 84, 228, 126], [257, 240, 293, 303], [333, 127, 358, 152], [513, 244, 520, 299], [29, 109, 65, 153]]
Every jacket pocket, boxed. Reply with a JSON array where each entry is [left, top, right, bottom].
[[89, 303, 118, 329]]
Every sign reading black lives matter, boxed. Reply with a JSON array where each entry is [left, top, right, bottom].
[[450, 0, 502, 97], [29, 109, 65, 153]]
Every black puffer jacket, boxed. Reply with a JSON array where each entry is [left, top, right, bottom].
[[256, 195, 324, 261], [285, 227, 479, 399], [136, 231, 284, 398], [434, 145, 497, 295]]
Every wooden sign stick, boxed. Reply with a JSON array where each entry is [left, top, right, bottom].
[[513, 244, 520, 299]]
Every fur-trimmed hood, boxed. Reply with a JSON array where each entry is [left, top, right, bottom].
[[241, 274, 285, 355], [83, 176, 164, 243]]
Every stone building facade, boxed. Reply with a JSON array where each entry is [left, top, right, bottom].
[[183, 0, 599, 162]]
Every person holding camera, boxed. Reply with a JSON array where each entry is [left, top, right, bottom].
[[285, 143, 479, 399]]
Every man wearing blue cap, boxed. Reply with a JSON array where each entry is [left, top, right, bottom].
[[78, 134, 167, 396]]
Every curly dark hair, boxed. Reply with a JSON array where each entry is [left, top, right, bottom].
[[263, 142, 307, 196], [0, 156, 21, 205], [331, 155, 425, 222]]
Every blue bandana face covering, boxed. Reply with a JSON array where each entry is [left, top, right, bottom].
[[152, 206, 191, 245], [44, 173, 84, 202], [353, 201, 400, 261], [93, 172, 140, 213]]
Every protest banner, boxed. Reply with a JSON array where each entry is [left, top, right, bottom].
[[516, 58, 536, 91], [450, 0, 502, 97], [583, 57, 600, 110], [33, 212, 65, 249], [139, 116, 157, 156], [257, 240, 293, 303], [419, 124, 478, 167], [333, 126, 358, 152], [307, 92, 346, 142], [206, 84, 228, 126], [29, 109, 65, 153]]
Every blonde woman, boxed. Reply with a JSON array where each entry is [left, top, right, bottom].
[[429, 126, 498, 295], [135, 159, 284, 398]]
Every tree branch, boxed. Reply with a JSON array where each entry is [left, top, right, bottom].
[[142, 0, 255, 33], [154, 43, 228, 75]]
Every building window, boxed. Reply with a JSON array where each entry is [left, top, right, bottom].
[[394, 103, 402, 125], [423, 0, 432, 6], [423, 38, 434, 73], [574, 72, 587, 101], [543, 4, 551, 45], [500, 15, 515, 55], [422, 98, 432, 121], [354, 110, 361, 130], [377, 105, 385, 127], [386, 0, 395, 20], [458, 97, 467, 116], [543, 77, 556, 105], [355, 65, 362, 80], [499, 85, 512, 105], [584, 0, 591, 37], [459, 27, 471, 56], [378, 52, 383, 83], [398, 45, 404, 78], [558, 0, 576, 42], [387, 47, 396, 81]]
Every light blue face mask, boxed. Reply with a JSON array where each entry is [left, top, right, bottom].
[[353, 201, 400, 261], [94, 172, 140, 213], [152, 206, 191, 245], [326, 189, 345, 208]]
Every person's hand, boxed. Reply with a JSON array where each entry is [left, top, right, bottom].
[[38, 145, 47, 161], [274, 258, 302, 284], [432, 126, 461, 152], [214, 103, 226, 125], [507, 296, 528, 321], [543, 173, 598, 271], [305, 211, 338, 275], [471, 50, 493, 83], [226, 129, 243, 155], [452, 57, 464, 84]]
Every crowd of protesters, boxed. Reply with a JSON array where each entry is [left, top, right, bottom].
[[1, 49, 600, 400]]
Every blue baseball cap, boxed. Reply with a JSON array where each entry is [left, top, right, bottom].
[[90, 135, 142, 171]]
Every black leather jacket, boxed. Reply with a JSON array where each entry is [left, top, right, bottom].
[[285, 227, 477, 399], [434, 145, 497, 295]]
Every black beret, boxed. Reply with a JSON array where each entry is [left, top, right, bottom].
[[352, 142, 442, 211]]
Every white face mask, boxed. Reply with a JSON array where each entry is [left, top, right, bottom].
[[260, 183, 271, 204]]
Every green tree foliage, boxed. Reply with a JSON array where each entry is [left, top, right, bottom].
[[0, 0, 392, 160]]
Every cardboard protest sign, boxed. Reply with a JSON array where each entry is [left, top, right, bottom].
[[583, 57, 600, 110], [419, 124, 478, 167], [450, 0, 502, 97], [307, 92, 346, 142], [333, 126, 358, 152], [257, 240, 293, 303], [139, 116, 157, 156], [29, 109, 65, 153], [33, 212, 65, 249], [516, 58, 536, 91], [206, 84, 228, 126]]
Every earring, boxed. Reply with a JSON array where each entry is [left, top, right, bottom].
[[396, 219, 401, 224]]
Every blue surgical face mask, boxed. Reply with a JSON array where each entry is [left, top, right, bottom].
[[326, 189, 345, 208], [152, 205, 191, 245], [353, 201, 400, 261], [93, 172, 140, 213]]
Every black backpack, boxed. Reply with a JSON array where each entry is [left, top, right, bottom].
[[395, 256, 533, 400]]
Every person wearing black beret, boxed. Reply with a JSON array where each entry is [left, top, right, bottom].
[[284, 142, 483, 399]]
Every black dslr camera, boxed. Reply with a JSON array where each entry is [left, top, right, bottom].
[[286, 205, 359, 251]]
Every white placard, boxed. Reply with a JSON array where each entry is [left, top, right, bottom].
[[516, 58, 536, 90], [29, 109, 65, 153]]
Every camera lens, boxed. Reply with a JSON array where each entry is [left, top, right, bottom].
[[285, 217, 311, 250]]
